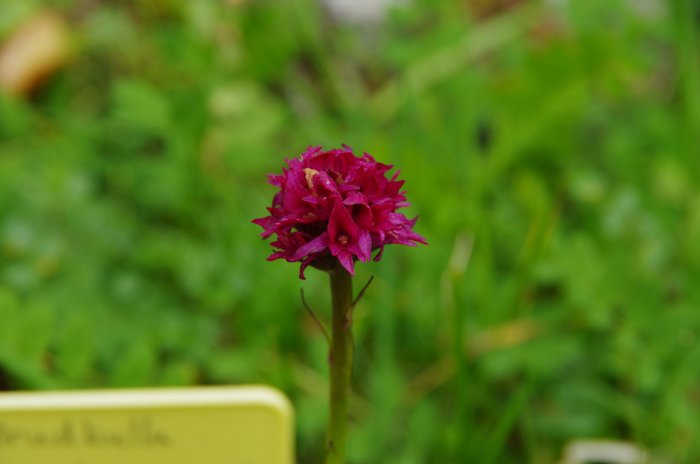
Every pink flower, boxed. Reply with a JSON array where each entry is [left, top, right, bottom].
[[253, 145, 427, 278]]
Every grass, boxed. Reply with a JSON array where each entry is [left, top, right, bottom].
[[1, 0, 699, 462]]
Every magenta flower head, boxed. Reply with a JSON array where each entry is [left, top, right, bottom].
[[253, 145, 427, 278]]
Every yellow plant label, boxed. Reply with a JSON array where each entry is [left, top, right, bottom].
[[0, 386, 294, 464]]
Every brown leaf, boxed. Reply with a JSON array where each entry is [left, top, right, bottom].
[[0, 12, 70, 97]]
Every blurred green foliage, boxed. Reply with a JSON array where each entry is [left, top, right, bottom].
[[1, 0, 700, 462]]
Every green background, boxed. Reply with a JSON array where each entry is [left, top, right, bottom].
[[1, 0, 699, 462]]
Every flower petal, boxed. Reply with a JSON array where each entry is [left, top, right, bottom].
[[358, 230, 372, 262], [337, 251, 355, 275], [291, 232, 329, 261]]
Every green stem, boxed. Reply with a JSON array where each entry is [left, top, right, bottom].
[[325, 264, 353, 464]]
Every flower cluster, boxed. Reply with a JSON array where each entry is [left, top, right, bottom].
[[254, 145, 426, 278]]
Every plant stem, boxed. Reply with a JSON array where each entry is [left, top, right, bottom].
[[325, 264, 353, 464]]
